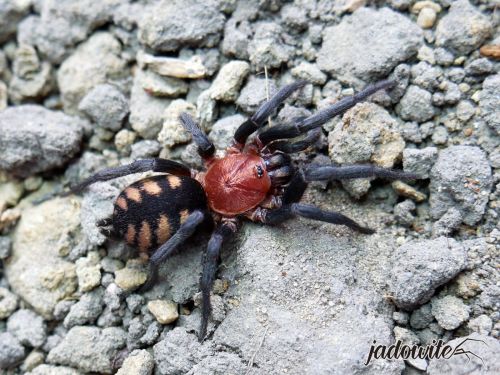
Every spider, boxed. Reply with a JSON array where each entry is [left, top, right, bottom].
[[67, 78, 419, 341]]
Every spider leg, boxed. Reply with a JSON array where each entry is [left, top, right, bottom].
[[139, 210, 207, 292], [64, 158, 191, 195], [199, 223, 234, 341], [266, 128, 321, 154], [304, 164, 420, 182], [257, 79, 395, 146], [179, 113, 215, 159], [264, 203, 374, 234], [233, 80, 308, 145]]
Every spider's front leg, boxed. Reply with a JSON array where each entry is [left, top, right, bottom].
[[199, 223, 235, 341]]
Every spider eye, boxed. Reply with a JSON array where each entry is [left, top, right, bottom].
[[255, 165, 264, 178]]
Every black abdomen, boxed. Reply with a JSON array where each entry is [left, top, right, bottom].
[[112, 174, 207, 254]]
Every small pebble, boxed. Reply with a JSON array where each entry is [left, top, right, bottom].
[[147, 300, 179, 325]]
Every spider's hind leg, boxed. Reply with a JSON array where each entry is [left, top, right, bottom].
[[97, 217, 120, 239]]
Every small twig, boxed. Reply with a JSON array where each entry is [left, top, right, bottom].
[[245, 326, 269, 374], [264, 66, 272, 127]]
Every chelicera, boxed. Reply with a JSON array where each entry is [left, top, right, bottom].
[[68, 79, 419, 341]]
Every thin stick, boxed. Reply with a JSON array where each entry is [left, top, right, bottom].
[[245, 326, 269, 374], [264, 66, 272, 127]]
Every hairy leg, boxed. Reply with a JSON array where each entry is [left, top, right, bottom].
[[140, 210, 207, 292], [65, 158, 191, 195], [304, 164, 420, 182], [199, 223, 234, 341], [233, 81, 307, 146], [179, 113, 215, 159]]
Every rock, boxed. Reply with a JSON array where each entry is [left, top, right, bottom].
[[188, 352, 247, 374], [116, 349, 154, 375], [397, 85, 435, 122], [392, 311, 409, 326], [57, 32, 127, 114], [8, 44, 52, 103], [78, 84, 129, 131], [432, 208, 462, 237], [131, 140, 162, 159], [115, 129, 137, 154], [0, 0, 30, 42], [479, 74, 500, 135], [209, 61, 250, 102], [5, 198, 80, 319], [433, 331, 500, 372], [0, 105, 85, 178], [403, 147, 437, 179], [114, 259, 148, 291], [328, 102, 405, 197], [138, 0, 225, 52], [126, 294, 145, 314], [248, 22, 294, 70], [157, 99, 196, 148], [391, 181, 427, 202], [148, 300, 179, 325], [389, 237, 466, 309], [0, 180, 24, 210], [153, 328, 206, 375], [291, 62, 327, 85], [431, 295, 469, 330], [236, 76, 277, 113], [465, 58, 493, 76], [394, 199, 416, 226], [0, 287, 18, 320], [317, 7, 422, 86], [7, 309, 47, 348], [416, 7, 437, 29], [137, 51, 207, 79], [196, 90, 217, 131], [53, 300, 75, 321], [140, 70, 189, 98], [21, 350, 45, 372], [0, 81, 6, 111], [435, 0, 493, 55], [64, 288, 104, 328], [27, 364, 81, 375], [47, 326, 126, 374], [222, 17, 252, 60], [208, 114, 245, 150], [429, 146, 492, 225], [0, 332, 26, 369], [410, 62, 442, 91], [75, 252, 102, 292], [467, 314, 492, 335], [456, 100, 475, 123], [0, 236, 12, 259], [410, 303, 434, 329]]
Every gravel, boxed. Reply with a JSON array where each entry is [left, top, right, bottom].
[[7, 309, 47, 348], [0, 106, 85, 178], [0, 331, 26, 369], [397, 85, 435, 122], [479, 74, 500, 135], [389, 237, 466, 310]]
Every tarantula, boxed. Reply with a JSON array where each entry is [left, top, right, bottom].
[[68, 78, 418, 341]]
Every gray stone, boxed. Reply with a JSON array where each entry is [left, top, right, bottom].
[[394, 200, 416, 227], [157, 99, 196, 148], [0, 0, 30, 43], [429, 146, 492, 225], [0, 106, 85, 178], [465, 58, 493, 76], [442, 81, 461, 105], [53, 301, 76, 321], [431, 125, 448, 145], [410, 303, 434, 329], [317, 7, 423, 86], [0, 235, 11, 259], [435, 0, 493, 55], [467, 314, 492, 335], [17, 0, 121, 64], [138, 0, 225, 52], [236, 76, 277, 113], [7, 309, 47, 348], [281, 4, 308, 32], [479, 74, 500, 135], [432, 208, 462, 237], [397, 85, 435, 123], [402, 147, 437, 179], [328, 102, 405, 197], [434, 48, 454, 66], [248, 22, 294, 70], [431, 295, 470, 330], [117, 349, 154, 375], [456, 100, 475, 123], [209, 114, 246, 150], [392, 311, 409, 326], [27, 364, 81, 375], [291, 62, 327, 85], [209, 60, 250, 102], [47, 326, 126, 374], [139, 69, 189, 98], [63, 288, 104, 328], [131, 140, 162, 159], [0, 332, 26, 369], [57, 32, 127, 114], [126, 294, 145, 314], [79, 84, 129, 131], [221, 17, 252, 60], [0, 287, 18, 320], [5, 198, 80, 319], [410, 62, 442, 91], [187, 352, 246, 374], [389, 237, 466, 310]]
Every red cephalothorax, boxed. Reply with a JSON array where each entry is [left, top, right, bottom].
[[68, 79, 419, 342], [202, 153, 271, 216]]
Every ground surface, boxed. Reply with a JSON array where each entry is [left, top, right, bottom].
[[0, 0, 499, 374]]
